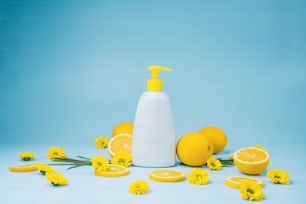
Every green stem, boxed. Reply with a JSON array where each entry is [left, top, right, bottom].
[[49, 162, 90, 166], [77, 156, 91, 160], [66, 163, 91, 170], [217, 158, 234, 166], [49, 156, 92, 170], [52, 157, 89, 163]]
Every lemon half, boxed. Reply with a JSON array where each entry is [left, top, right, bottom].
[[108, 133, 132, 156], [233, 147, 270, 175]]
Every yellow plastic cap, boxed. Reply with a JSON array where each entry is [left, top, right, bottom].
[[147, 66, 172, 91]]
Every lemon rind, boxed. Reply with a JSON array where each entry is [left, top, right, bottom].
[[8, 164, 39, 172]]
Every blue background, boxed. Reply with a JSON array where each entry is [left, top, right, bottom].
[[1, 0, 305, 148], [1, 1, 306, 204]]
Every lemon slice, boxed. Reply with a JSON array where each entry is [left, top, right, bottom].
[[8, 164, 39, 172], [233, 147, 270, 175], [94, 164, 130, 177], [108, 134, 132, 156], [225, 176, 265, 188], [149, 169, 185, 182]]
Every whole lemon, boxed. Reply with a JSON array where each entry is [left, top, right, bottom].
[[176, 132, 213, 167], [112, 122, 133, 137], [199, 126, 227, 154]]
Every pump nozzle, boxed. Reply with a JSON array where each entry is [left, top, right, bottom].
[[147, 66, 172, 91]]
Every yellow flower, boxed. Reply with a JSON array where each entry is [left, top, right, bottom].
[[91, 156, 109, 171], [47, 146, 66, 160], [267, 169, 290, 185], [111, 152, 132, 167], [46, 171, 68, 186], [128, 180, 150, 195], [240, 181, 264, 201], [36, 163, 55, 175], [19, 152, 36, 161], [206, 157, 222, 170], [188, 168, 209, 185], [94, 136, 110, 148]]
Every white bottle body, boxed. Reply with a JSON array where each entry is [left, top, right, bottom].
[[132, 91, 176, 167]]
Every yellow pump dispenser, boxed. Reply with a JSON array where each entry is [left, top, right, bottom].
[[147, 66, 172, 91]]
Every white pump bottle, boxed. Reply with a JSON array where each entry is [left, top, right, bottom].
[[132, 66, 176, 167]]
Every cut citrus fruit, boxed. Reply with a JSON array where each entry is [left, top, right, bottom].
[[8, 164, 39, 172], [176, 132, 213, 167], [94, 164, 129, 177], [112, 122, 133, 137], [233, 147, 270, 175], [199, 126, 227, 154], [149, 169, 185, 182], [108, 133, 132, 156], [225, 176, 265, 188]]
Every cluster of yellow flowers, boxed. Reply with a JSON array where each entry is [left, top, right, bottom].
[[93, 135, 133, 168], [15, 148, 69, 187], [94, 136, 138, 193], [34, 163, 68, 186], [90, 152, 132, 169], [13, 144, 291, 200], [237, 168, 290, 201], [127, 167, 292, 197], [46, 146, 133, 178], [128, 168, 210, 195]]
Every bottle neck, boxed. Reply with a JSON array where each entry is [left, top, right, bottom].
[[147, 79, 163, 91]]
